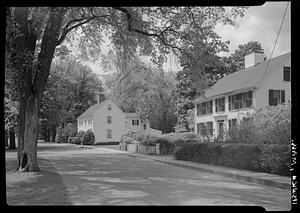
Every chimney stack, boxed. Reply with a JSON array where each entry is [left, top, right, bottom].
[[95, 91, 106, 104], [244, 49, 266, 69]]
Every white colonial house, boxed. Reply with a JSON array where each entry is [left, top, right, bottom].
[[77, 98, 162, 143], [194, 51, 291, 140]]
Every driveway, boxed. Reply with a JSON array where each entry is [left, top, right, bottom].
[[6, 143, 291, 210]]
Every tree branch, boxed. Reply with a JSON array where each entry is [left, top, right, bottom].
[[112, 7, 196, 66], [57, 14, 111, 46]]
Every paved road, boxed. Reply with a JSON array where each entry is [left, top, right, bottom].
[[6, 143, 291, 210]]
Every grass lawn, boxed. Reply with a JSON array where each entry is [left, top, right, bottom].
[[6, 156, 72, 205]]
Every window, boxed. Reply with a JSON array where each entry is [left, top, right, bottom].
[[243, 91, 253, 108], [79, 121, 83, 126], [107, 116, 112, 124], [269, 90, 285, 106], [283, 66, 291, 82], [84, 120, 87, 125], [206, 122, 213, 135], [143, 124, 147, 130], [132, 120, 139, 125], [107, 129, 112, 139], [229, 91, 253, 110], [88, 119, 92, 125], [197, 100, 213, 116], [200, 123, 206, 135], [228, 119, 237, 131], [215, 97, 225, 112], [108, 104, 112, 111]]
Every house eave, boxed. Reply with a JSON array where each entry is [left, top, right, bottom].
[[194, 86, 257, 104]]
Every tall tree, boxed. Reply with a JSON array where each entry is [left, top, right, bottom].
[[6, 6, 247, 172], [102, 57, 178, 133], [40, 56, 103, 142]]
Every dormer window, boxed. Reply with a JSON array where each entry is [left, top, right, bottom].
[[108, 104, 111, 111], [283, 66, 291, 82]]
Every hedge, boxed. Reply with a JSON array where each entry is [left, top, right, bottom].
[[174, 142, 290, 176]]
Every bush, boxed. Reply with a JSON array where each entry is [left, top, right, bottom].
[[120, 134, 135, 144], [56, 125, 77, 143], [154, 138, 174, 155], [174, 142, 290, 176], [76, 130, 85, 144], [253, 103, 291, 144], [82, 129, 95, 145], [260, 144, 291, 176], [220, 143, 262, 171], [223, 117, 257, 144]]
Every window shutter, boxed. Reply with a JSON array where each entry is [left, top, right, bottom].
[[269, 90, 273, 106], [281, 90, 285, 104]]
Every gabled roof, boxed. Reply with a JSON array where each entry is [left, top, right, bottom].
[[77, 100, 110, 120], [196, 52, 290, 102]]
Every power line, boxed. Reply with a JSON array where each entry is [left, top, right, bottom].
[[261, 2, 289, 79]]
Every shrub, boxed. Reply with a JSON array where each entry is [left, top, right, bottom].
[[222, 116, 257, 144], [154, 138, 174, 155], [260, 144, 291, 176], [120, 134, 135, 144], [174, 142, 290, 176], [76, 130, 85, 145], [82, 129, 95, 145], [55, 124, 78, 143], [253, 103, 291, 144], [219, 143, 262, 171]]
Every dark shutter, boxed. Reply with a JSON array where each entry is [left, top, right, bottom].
[[281, 90, 285, 104], [269, 90, 273, 106]]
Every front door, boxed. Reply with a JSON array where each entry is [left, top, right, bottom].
[[217, 120, 224, 139]]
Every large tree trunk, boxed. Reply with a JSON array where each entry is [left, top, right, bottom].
[[12, 7, 66, 172], [17, 96, 26, 163], [9, 128, 16, 149], [19, 94, 40, 172]]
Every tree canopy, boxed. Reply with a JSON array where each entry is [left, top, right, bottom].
[[5, 6, 247, 171]]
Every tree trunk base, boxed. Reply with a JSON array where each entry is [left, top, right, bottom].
[[16, 153, 40, 172]]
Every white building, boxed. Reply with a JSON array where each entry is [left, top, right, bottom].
[[194, 51, 291, 140], [77, 99, 162, 143]]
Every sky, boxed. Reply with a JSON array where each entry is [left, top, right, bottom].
[[83, 2, 291, 75]]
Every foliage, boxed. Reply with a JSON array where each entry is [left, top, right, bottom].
[[252, 103, 291, 145], [175, 41, 262, 128], [260, 144, 290, 176], [40, 56, 103, 131], [6, 6, 247, 171], [102, 55, 178, 133], [120, 132, 158, 145], [219, 41, 263, 76], [222, 103, 291, 144], [82, 129, 95, 145], [154, 138, 175, 155], [174, 142, 290, 176], [222, 116, 257, 144], [4, 86, 18, 132], [55, 124, 77, 143], [76, 131, 86, 145]]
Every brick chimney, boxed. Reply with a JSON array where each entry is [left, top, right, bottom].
[[244, 49, 266, 69], [95, 91, 106, 104]]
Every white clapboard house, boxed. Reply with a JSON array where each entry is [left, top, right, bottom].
[[194, 50, 291, 140]]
